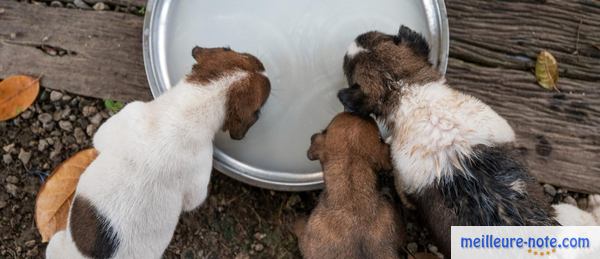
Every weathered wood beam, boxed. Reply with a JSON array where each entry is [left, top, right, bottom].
[[446, 0, 600, 193], [0, 1, 151, 102]]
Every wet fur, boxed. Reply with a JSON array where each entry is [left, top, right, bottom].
[[45, 47, 270, 259], [298, 113, 405, 259], [339, 26, 560, 257]]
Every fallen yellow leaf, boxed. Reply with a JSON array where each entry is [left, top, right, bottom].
[[34, 148, 98, 242], [535, 50, 559, 91], [0, 75, 40, 121]]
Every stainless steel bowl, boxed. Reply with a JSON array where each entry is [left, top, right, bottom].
[[143, 0, 449, 191]]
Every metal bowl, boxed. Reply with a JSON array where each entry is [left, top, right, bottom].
[[143, 0, 449, 191]]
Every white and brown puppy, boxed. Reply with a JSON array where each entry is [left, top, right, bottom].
[[298, 112, 405, 259], [338, 27, 558, 257], [45, 47, 271, 259]]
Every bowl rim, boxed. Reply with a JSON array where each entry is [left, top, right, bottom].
[[142, 0, 450, 191]]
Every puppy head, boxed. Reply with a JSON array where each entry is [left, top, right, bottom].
[[339, 26, 439, 116], [187, 47, 271, 140], [308, 112, 392, 171]]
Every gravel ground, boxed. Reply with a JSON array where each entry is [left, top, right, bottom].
[[1, 88, 594, 259]]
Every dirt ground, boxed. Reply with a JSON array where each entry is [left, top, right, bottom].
[[0, 88, 436, 258], [1, 87, 592, 259]]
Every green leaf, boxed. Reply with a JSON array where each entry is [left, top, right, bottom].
[[104, 100, 125, 113], [535, 50, 559, 91]]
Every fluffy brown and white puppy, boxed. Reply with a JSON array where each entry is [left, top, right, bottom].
[[298, 112, 405, 259], [45, 47, 270, 259], [338, 27, 558, 257]]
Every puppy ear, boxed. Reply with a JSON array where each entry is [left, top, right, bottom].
[[307, 133, 325, 161], [223, 74, 270, 140], [394, 25, 430, 59], [192, 46, 204, 62], [374, 141, 393, 171], [337, 84, 371, 116]]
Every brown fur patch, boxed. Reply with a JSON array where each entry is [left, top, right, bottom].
[[70, 196, 119, 258], [187, 47, 265, 84], [299, 113, 404, 259], [223, 72, 271, 140], [186, 47, 271, 139]]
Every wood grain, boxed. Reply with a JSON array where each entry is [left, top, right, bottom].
[[0, 1, 151, 102], [446, 0, 600, 193]]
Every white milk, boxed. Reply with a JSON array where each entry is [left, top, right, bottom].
[[164, 0, 430, 173]]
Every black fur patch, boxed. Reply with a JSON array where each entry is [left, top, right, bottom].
[[394, 25, 430, 59], [438, 145, 559, 226], [337, 84, 370, 116], [70, 196, 120, 259]]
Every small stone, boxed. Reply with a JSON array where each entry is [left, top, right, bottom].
[[2, 143, 15, 154], [10, 32, 16, 39], [60, 107, 72, 119], [49, 149, 61, 160], [563, 195, 577, 206], [38, 113, 52, 124], [49, 91, 63, 102], [62, 94, 72, 102], [6, 176, 19, 184], [24, 240, 36, 248], [86, 124, 97, 137], [18, 149, 31, 165], [42, 121, 56, 131], [21, 110, 33, 119], [6, 183, 18, 196], [0, 8, 5, 14], [59, 120, 73, 132], [2, 154, 12, 165], [0, 200, 7, 209], [93, 2, 108, 11], [427, 244, 438, 254], [543, 184, 556, 197], [82, 106, 98, 117], [66, 3, 76, 8], [49, 1, 63, 8], [407, 242, 418, 254], [74, 0, 92, 9], [74, 127, 86, 144], [254, 232, 266, 241], [38, 139, 49, 152], [253, 243, 264, 252], [90, 113, 103, 125]]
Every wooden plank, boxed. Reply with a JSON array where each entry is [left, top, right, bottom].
[[0, 1, 151, 102], [446, 0, 600, 193]]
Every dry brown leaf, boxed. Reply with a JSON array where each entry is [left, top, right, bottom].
[[408, 252, 440, 259], [35, 148, 98, 242], [0, 75, 40, 121], [535, 50, 559, 91]]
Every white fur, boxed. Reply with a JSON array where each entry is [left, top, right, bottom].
[[554, 195, 600, 226], [389, 80, 515, 194], [346, 41, 368, 58], [46, 71, 248, 259]]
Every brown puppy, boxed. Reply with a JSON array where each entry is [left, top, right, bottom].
[[298, 112, 405, 259]]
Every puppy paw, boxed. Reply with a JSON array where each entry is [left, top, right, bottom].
[[292, 216, 308, 239]]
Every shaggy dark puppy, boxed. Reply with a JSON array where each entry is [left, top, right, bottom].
[[338, 26, 559, 257]]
